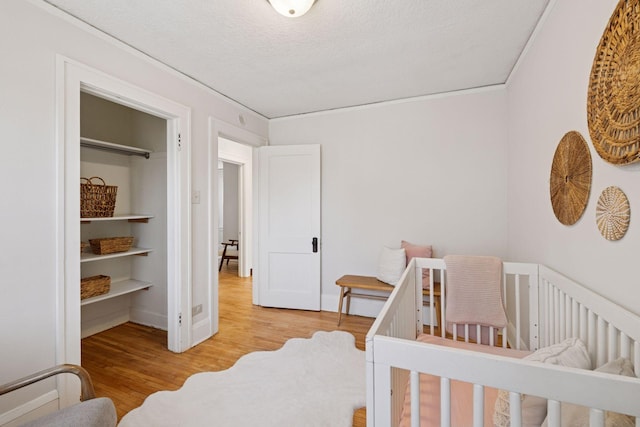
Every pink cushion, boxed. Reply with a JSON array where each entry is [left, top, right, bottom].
[[401, 240, 433, 289]]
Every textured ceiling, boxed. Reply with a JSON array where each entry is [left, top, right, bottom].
[[43, 0, 550, 119]]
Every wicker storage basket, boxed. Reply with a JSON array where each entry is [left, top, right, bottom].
[[81, 176, 117, 218], [89, 236, 134, 255], [81, 275, 111, 300], [81, 241, 89, 254]]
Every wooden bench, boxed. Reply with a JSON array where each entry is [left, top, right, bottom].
[[335, 275, 441, 326]]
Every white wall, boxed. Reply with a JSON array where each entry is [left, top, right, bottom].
[[222, 163, 240, 243], [269, 88, 509, 316], [506, 0, 640, 316], [0, 0, 267, 419]]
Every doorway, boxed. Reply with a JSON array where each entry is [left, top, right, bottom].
[[218, 161, 241, 274], [57, 57, 192, 405], [217, 137, 253, 278]]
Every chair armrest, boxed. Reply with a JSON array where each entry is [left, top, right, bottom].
[[0, 364, 96, 401]]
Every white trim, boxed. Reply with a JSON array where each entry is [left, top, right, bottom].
[[80, 310, 130, 339], [191, 318, 213, 347], [0, 391, 58, 426], [208, 118, 263, 329], [56, 55, 193, 403], [204, 119, 219, 338], [269, 84, 505, 122], [216, 119, 267, 148], [129, 308, 168, 331]]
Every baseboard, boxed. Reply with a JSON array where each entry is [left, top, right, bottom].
[[321, 293, 382, 319], [81, 309, 129, 338], [191, 318, 213, 346], [129, 308, 167, 331], [0, 391, 58, 427], [321, 293, 438, 326]]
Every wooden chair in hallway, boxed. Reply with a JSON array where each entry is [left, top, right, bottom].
[[219, 239, 239, 271]]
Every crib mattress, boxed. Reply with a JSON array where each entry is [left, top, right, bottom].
[[399, 334, 531, 427]]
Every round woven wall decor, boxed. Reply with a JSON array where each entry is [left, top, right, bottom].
[[587, 0, 640, 165], [550, 131, 593, 225], [596, 186, 630, 241]]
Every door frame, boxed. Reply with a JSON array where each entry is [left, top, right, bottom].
[[56, 56, 192, 405], [218, 137, 253, 278], [208, 118, 265, 334]]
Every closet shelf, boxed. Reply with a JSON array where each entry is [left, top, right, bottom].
[[80, 137, 151, 159], [81, 214, 154, 224], [81, 247, 153, 263], [81, 278, 152, 306]]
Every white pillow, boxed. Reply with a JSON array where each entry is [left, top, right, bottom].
[[376, 247, 406, 285], [493, 337, 592, 427], [540, 358, 635, 427]]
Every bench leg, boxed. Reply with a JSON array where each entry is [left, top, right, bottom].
[[218, 246, 227, 272], [337, 286, 346, 326], [345, 289, 351, 318]]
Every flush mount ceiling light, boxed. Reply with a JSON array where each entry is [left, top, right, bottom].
[[267, 0, 317, 17]]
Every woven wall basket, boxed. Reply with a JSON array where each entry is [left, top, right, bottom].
[[587, 0, 640, 165], [550, 131, 592, 225], [596, 186, 630, 241]]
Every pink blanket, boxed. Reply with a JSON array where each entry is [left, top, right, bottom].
[[443, 255, 506, 343], [399, 335, 531, 427]]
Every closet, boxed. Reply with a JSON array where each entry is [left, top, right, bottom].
[[79, 92, 168, 339]]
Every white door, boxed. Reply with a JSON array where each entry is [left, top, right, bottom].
[[258, 145, 321, 310]]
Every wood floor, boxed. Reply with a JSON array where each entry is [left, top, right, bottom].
[[81, 263, 373, 426]]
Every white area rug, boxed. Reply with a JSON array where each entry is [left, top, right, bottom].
[[119, 331, 365, 427]]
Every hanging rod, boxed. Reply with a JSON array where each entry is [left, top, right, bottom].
[[80, 137, 151, 159]]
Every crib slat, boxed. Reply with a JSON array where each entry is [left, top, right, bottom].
[[559, 290, 566, 341], [589, 408, 605, 427], [588, 310, 597, 366], [620, 333, 630, 359], [473, 384, 484, 427], [634, 342, 640, 378], [597, 317, 606, 367], [440, 272, 446, 339], [441, 377, 451, 427], [547, 284, 552, 345], [509, 391, 522, 427], [547, 400, 560, 427], [515, 274, 521, 350], [502, 327, 507, 348], [410, 370, 420, 427], [429, 270, 435, 335], [489, 327, 495, 347], [476, 324, 481, 345], [553, 287, 560, 344], [579, 304, 588, 346], [465, 324, 469, 343], [608, 323, 617, 363], [571, 298, 578, 337]]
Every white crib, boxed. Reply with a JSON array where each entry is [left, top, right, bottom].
[[366, 257, 640, 427]]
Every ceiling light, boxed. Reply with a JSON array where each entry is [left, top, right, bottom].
[[267, 0, 317, 18]]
